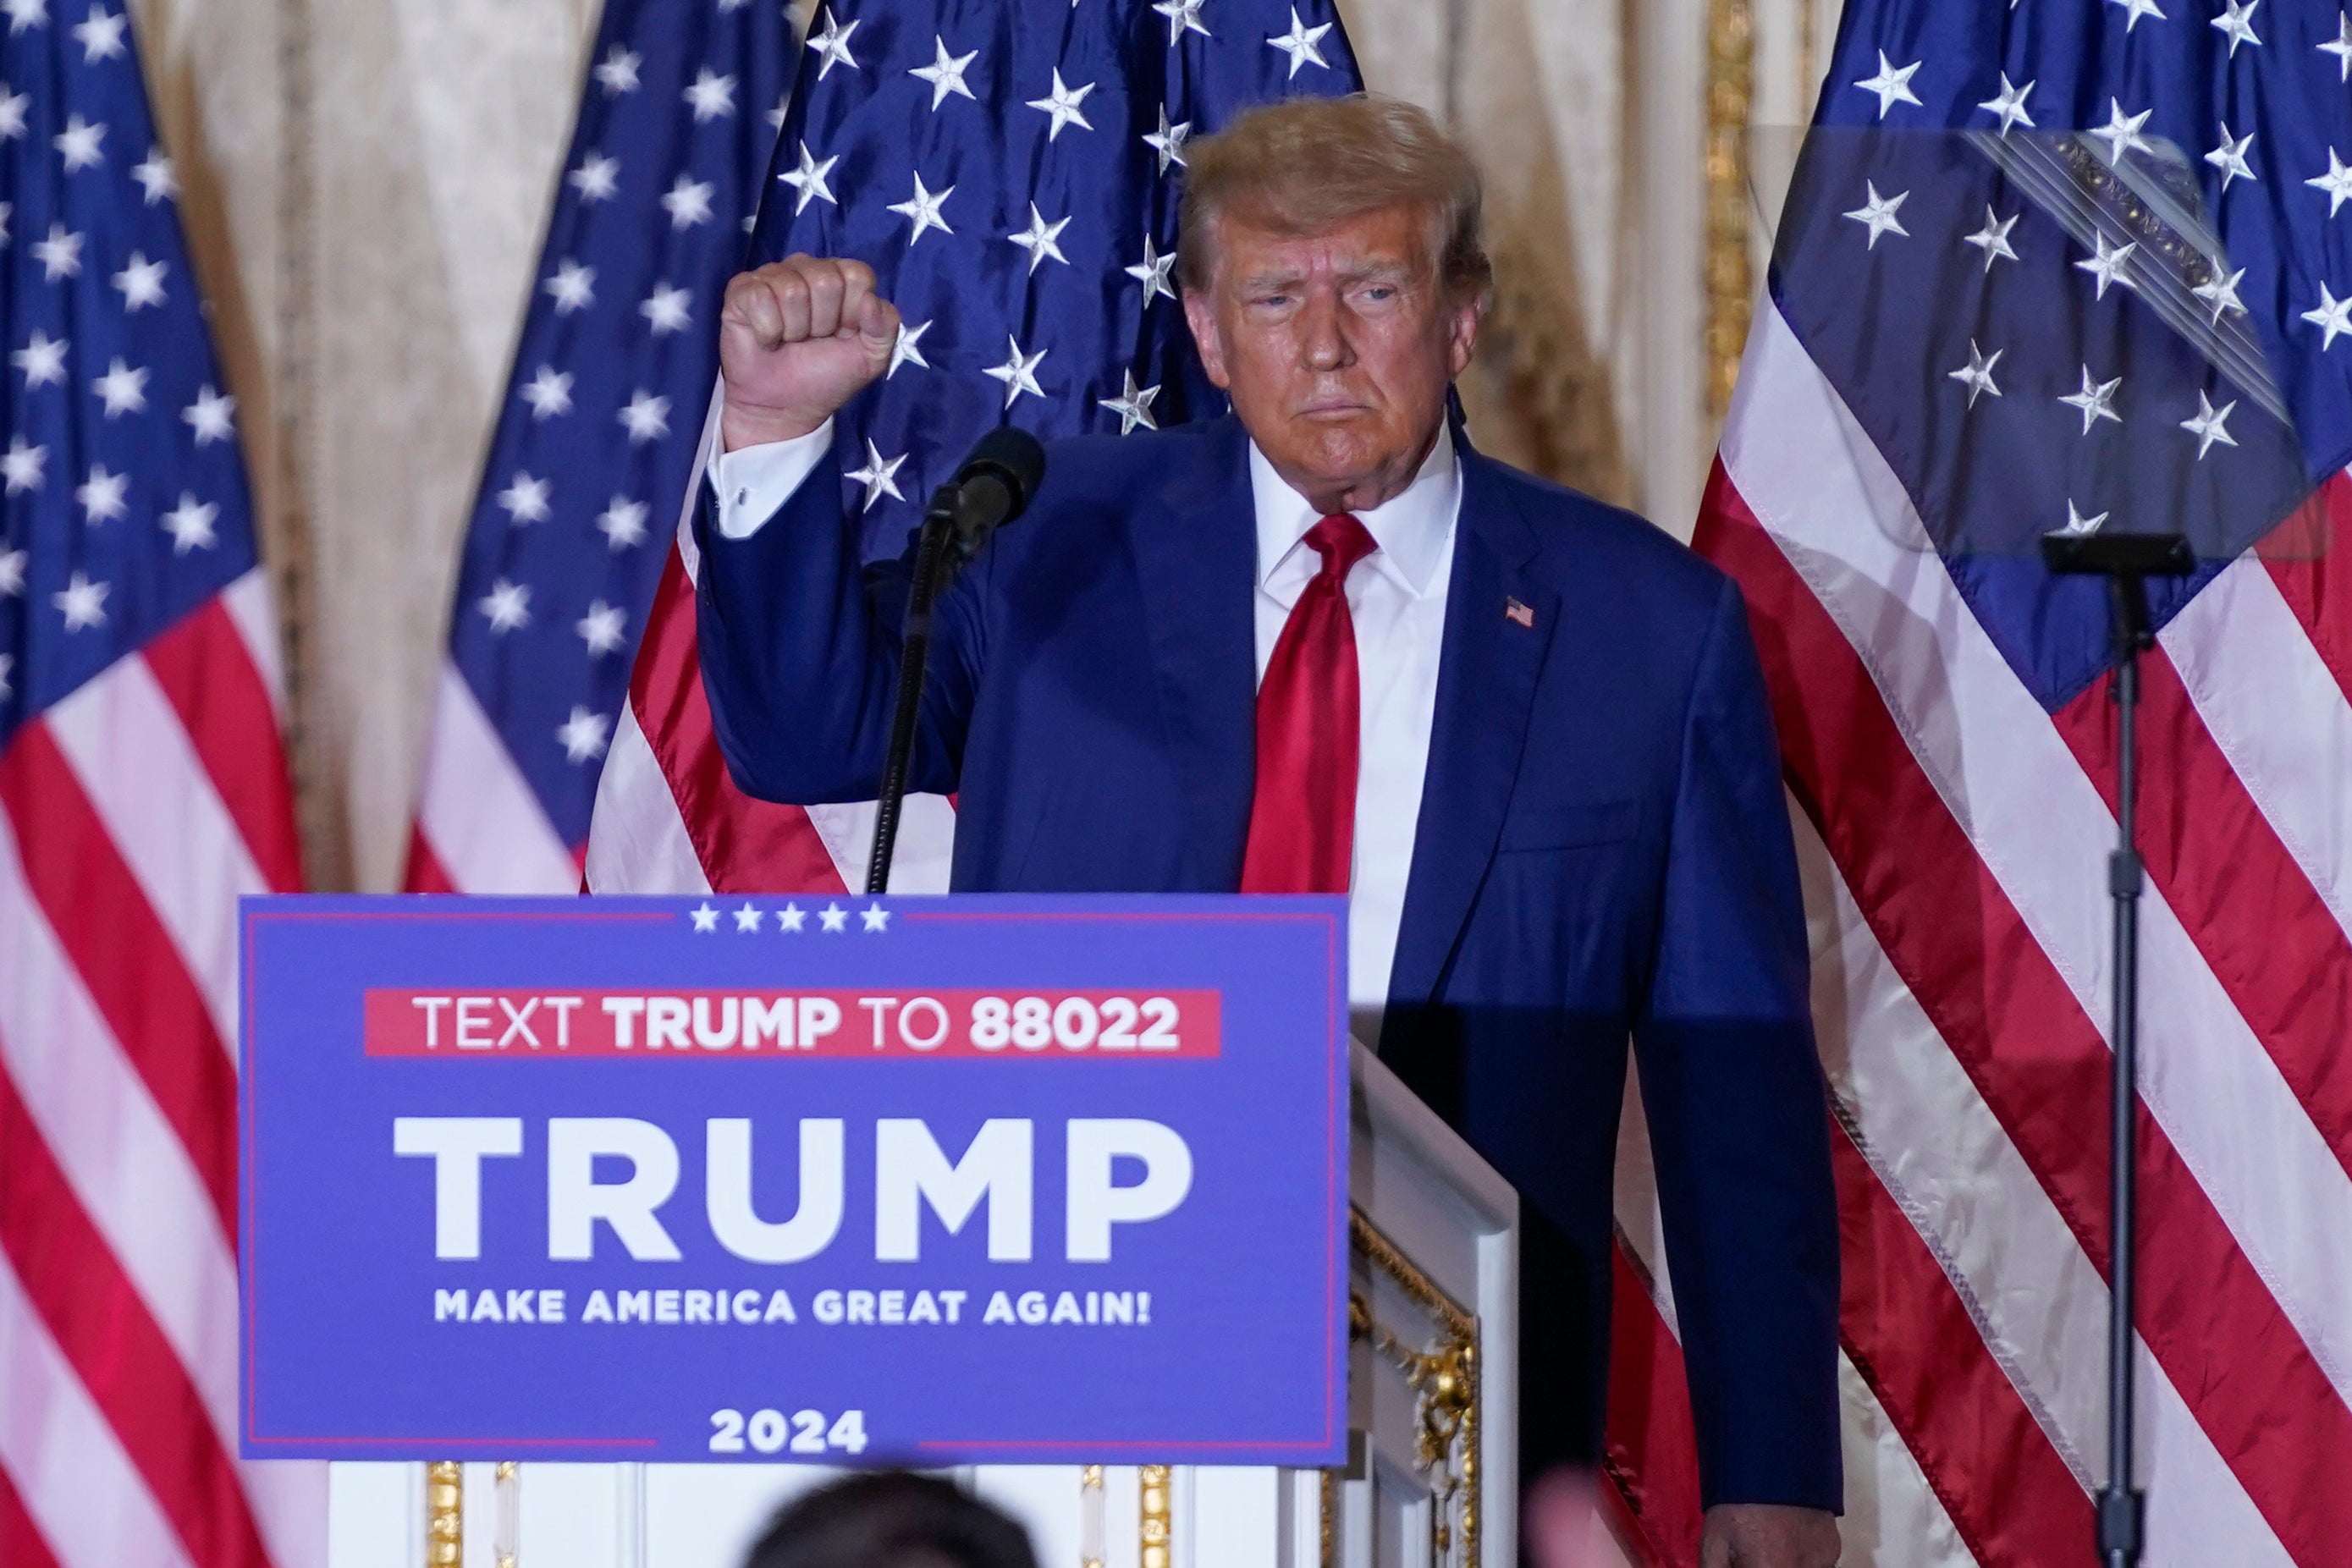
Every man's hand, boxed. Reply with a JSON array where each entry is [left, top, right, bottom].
[[1700, 1504, 1839, 1568], [718, 255, 901, 451]]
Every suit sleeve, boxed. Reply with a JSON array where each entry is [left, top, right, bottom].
[[693, 438, 986, 805], [1630, 574, 1842, 1513]]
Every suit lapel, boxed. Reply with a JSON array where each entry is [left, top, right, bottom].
[[1388, 439, 1557, 1005], [1126, 417, 1260, 888]]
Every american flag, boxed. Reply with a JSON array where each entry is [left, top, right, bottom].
[[403, 0, 790, 894], [578, 0, 1363, 894], [1606, 2, 2352, 1564], [0, 3, 320, 1567]]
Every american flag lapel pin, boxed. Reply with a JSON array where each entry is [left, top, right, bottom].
[[1505, 597, 1534, 629]]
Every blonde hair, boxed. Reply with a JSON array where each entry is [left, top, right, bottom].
[[1176, 94, 1492, 303]]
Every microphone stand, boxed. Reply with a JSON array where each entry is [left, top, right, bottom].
[[865, 482, 961, 895], [2041, 528, 2192, 1568]]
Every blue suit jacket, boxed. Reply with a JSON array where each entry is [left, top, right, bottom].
[[697, 414, 1842, 1513]]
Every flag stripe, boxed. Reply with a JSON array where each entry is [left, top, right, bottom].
[[2262, 480, 2352, 711], [143, 594, 305, 894], [584, 696, 714, 895], [0, 1249, 198, 1568], [413, 662, 579, 894], [218, 568, 287, 714], [45, 651, 265, 1051], [0, 1065, 270, 1568], [1702, 459, 2352, 1562], [1602, 1243, 1701, 1567], [0, 727, 238, 1235], [402, 830, 458, 894], [0, 1461, 63, 1568], [1830, 1356, 1977, 1568]]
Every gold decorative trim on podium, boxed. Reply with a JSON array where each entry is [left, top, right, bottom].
[[425, 1461, 462, 1568], [1347, 1208, 1479, 1566], [1705, 0, 1757, 419], [1139, 1464, 1172, 1568]]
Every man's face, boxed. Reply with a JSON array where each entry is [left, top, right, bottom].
[[1183, 202, 1479, 513]]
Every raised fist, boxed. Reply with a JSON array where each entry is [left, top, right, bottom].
[[718, 255, 901, 451]]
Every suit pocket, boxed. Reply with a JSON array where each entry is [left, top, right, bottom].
[[1499, 799, 1641, 852]]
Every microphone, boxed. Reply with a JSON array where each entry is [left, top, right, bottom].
[[941, 426, 1048, 563]]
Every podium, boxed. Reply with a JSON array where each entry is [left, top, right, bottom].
[[240, 896, 1518, 1567]]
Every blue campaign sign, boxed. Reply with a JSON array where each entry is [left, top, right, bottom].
[[239, 894, 1348, 1466]]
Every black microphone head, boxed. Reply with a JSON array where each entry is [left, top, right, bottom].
[[959, 426, 1049, 522]]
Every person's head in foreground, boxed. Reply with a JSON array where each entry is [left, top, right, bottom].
[[741, 1472, 1038, 1568], [1178, 92, 1492, 516]]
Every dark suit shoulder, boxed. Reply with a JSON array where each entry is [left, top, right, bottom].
[[1472, 453, 1733, 629]]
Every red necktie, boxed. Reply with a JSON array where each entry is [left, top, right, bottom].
[[1241, 512, 1378, 893]]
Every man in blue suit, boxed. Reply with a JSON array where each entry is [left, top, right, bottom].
[[697, 95, 1840, 1566]]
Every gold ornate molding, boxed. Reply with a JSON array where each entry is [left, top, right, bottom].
[[1139, 1465, 1172, 1568], [1705, 0, 1757, 420], [425, 1461, 462, 1568], [1348, 1209, 1479, 1566]]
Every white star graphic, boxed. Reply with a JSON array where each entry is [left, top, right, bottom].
[[74, 463, 126, 521], [521, 365, 573, 419], [2059, 366, 2123, 434], [1963, 207, 2019, 272], [2311, 148, 2352, 217], [1977, 73, 2035, 137], [845, 438, 908, 511], [1099, 369, 1160, 433], [806, 11, 859, 79], [183, 384, 234, 443], [660, 173, 714, 229], [818, 902, 849, 933], [2206, 124, 2256, 190], [2105, 0, 2164, 30], [598, 496, 649, 549], [544, 259, 595, 313], [0, 89, 26, 140], [133, 150, 177, 203], [595, 45, 641, 95], [618, 389, 670, 444], [2194, 266, 2247, 323], [2305, 283, 2352, 349], [497, 470, 551, 524], [0, 547, 19, 595], [1842, 182, 1909, 249], [478, 577, 532, 633], [861, 905, 891, 933], [641, 282, 691, 335], [2060, 501, 2109, 537], [683, 68, 737, 122], [1152, 0, 1211, 45], [30, 222, 80, 279], [984, 335, 1048, 407], [2180, 391, 2239, 459], [911, 36, 978, 107], [1126, 234, 1179, 300], [2089, 99, 2154, 167], [777, 903, 807, 933], [1266, 7, 1332, 77], [778, 141, 838, 214], [568, 151, 619, 202], [90, 355, 146, 416], [2, 0, 42, 32], [2211, 0, 2260, 56], [889, 319, 933, 377], [52, 569, 107, 630], [13, 329, 65, 388], [111, 250, 165, 310], [1026, 69, 1096, 139], [690, 901, 720, 933], [887, 173, 955, 245], [1143, 105, 1192, 172], [69, 5, 122, 60], [160, 492, 218, 553], [1008, 203, 1072, 273], [0, 437, 43, 493], [2076, 234, 2138, 300], [2326, 13, 2352, 81], [52, 113, 102, 172], [577, 599, 627, 656], [766, 93, 789, 131], [1853, 50, 1922, 119], [557, 707, 611, 762], [1947, 340, 2002, 408], [734, 903, 764, 933]]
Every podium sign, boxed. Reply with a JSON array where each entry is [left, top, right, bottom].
[[240, 894, 1348, 1467]]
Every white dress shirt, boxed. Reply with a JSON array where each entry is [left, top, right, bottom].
[[711, 423, 1462, 1037]]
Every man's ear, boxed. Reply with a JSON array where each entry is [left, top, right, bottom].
[[1182, 288, 1231, 390], [1444, 292, 1483, 379]]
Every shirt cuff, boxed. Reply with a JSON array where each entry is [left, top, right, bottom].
[[708, 417, 834, 540]]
